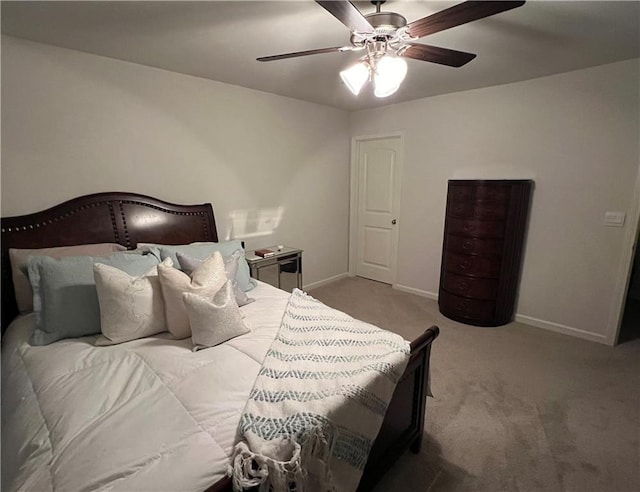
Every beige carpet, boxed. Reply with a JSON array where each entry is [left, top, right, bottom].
[[309, 277, 640, 492]]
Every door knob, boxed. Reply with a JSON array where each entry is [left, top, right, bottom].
[[391, 219, 397, 225]]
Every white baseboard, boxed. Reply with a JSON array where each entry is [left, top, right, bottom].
[[392, 284, 439, 301], [309, 277, 611, 345], [394, 285, 610, 345], [304, 273, 349, 291], [514, 314, 610, 345], [393, 284, 610, 345]]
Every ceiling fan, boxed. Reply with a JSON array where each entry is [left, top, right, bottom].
[[258, 0, 526, 97]]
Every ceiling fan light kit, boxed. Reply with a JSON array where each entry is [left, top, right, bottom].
[[373, 55, 407, 97], [340, 42, 408, 98], [340, 61, 370, 95], [258, 0, 526, 98]]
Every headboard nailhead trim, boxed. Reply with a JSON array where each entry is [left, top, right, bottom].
[[121, 200, 206, 216], [118, 202, 130, 248], [108, 203, 121, 245], [2, 199, 212, 240], [118, 201, 210, 245], [2, 201, 110, 233]]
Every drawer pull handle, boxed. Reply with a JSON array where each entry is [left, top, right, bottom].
[[462, 241, 474, 250], [455, 303, 467, 312], [463, 224, 475, 232], [456, 282, 469, 292], [459, 260, 471, 270]]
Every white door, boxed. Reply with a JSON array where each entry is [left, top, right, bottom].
[[354, 136, 402, 284]]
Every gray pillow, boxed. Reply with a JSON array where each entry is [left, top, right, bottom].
[[27, 252, 160, 345], [177, 251, 254, 307], [138, 240, 256, 292]]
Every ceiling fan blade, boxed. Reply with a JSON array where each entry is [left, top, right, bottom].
[[257, 46, 352, 62], [406, 1, 525, 39], [400, 43, 476, 67], [315, 0, 374, 33]]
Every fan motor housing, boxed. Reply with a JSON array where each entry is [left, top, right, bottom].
[[364, 12, 407, 30]]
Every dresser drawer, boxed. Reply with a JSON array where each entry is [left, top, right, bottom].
[[447, 185, 474, 202], [443, 252, 501, 278], [475, 185, 510, 203], [446, 235, 503, 257], [447, 184, 510, 204], [442, 272, 498, 300], [446, 218, 505, 238], [439, 291, 496, 323], [447, 201, 508, 220]]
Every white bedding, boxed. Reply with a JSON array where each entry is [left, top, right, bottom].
[[1, 281, 290, 492]]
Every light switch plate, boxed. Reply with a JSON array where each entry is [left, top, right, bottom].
[[604, 211, 626, 227]]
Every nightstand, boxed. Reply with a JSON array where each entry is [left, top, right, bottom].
[[245, 246, 303, 291]]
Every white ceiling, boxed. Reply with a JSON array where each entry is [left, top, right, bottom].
[[2, 1, 639, 111]]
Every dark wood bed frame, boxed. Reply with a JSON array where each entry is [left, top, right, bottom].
[[1, 192, 439, 492]]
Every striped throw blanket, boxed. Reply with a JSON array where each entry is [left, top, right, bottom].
[[230, 289, 410, 492]]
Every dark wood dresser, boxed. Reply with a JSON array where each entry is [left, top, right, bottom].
[[438, 179, 533, 326]]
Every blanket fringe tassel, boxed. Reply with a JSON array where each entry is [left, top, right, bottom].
[[229, 427, 337, 492]]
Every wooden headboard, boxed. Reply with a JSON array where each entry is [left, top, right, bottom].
[[1, 192, 218, 332]]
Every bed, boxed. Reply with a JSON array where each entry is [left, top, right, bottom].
[[1, 191, 439, 492]]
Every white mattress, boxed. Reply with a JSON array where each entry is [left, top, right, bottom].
[[1, 281, 290, 492]]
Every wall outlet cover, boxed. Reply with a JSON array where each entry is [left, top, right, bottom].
[[604, 211, 626, 227]]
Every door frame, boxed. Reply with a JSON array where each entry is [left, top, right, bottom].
[[349, 132, 405, 283], [608, 161, 640, 345]]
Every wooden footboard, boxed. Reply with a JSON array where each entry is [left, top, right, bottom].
[[207, 325, 440, 492], [357, 325, 439, 491]]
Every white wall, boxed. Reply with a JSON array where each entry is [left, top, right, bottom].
[[350, 59, 640, 343], [3, 35, 638, 344], [1, 36, 351, 287]]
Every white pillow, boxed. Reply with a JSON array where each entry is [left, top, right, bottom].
[[183, 281, 250, 351], [176, 251, 254, 307], [158, 251, 228, 339], [94, 258, 172, 346]]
